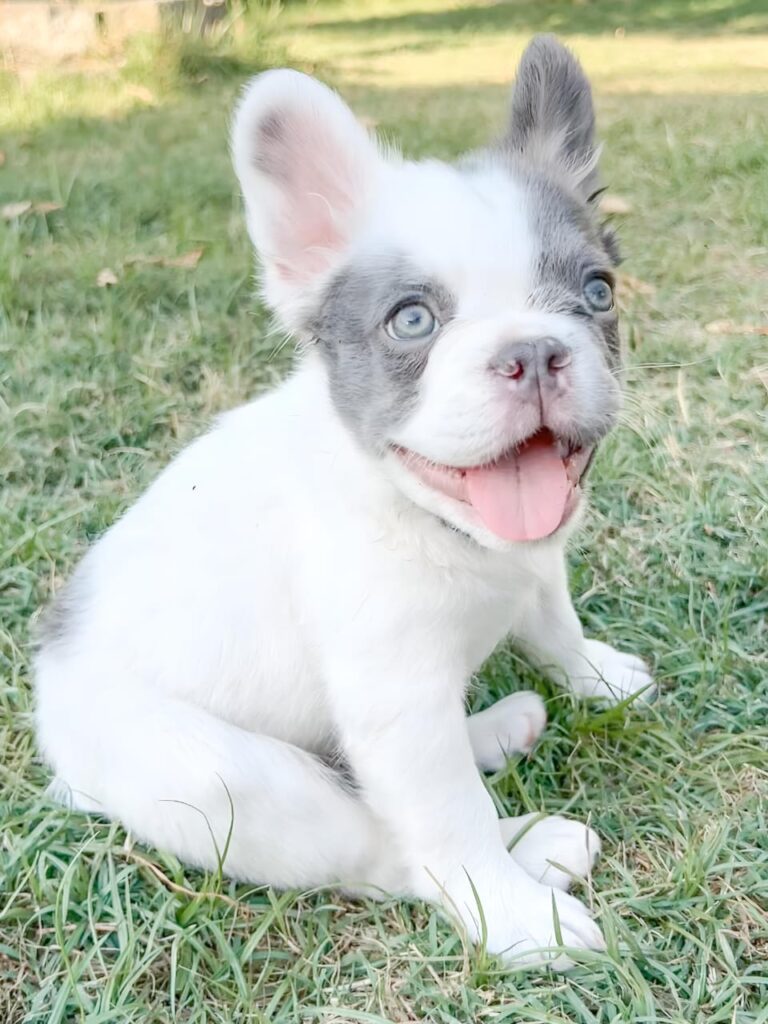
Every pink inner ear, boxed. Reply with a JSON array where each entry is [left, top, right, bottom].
[[263, 109, 367, 283]]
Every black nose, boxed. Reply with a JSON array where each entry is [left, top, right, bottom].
[[490, 338, 572, 381]]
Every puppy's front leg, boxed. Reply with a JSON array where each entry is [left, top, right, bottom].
[[324, 642, 604, 967], [516, 554, 656, 702]]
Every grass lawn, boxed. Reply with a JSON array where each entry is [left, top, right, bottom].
[[1, 0, 767, 1020]]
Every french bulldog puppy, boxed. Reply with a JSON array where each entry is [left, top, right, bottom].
[[36, 36, 653, 968]]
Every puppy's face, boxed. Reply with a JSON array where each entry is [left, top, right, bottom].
[[233, 37, 621, 548]]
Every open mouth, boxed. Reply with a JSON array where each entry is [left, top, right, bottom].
[[392, 428, 594, 542]]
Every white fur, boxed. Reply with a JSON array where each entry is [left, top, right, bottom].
[[36, 69, 654, 969], [467, 691, 548, 772], [500, 814, 602, 892]]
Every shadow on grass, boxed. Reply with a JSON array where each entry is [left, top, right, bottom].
[[309, 0, 768, 39]]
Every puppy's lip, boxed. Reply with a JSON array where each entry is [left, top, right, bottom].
[[391, 429, 594, 484], [390, 429, 595, 539]]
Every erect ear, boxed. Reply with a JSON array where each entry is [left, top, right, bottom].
[[232, 70, 382, 321], [504, 35, 600, 199]]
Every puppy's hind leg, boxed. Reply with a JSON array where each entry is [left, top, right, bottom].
[[36, 669, 401, 893]]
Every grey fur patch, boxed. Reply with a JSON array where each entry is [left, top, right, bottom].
[[317, 744, 359, 794], [37, 561, 90, 651], [600, 223, 622, 266], [502, 34, 599, 198], [520, 168, 621, 367], [253, 112, 285, 173], [305, 253, 457, 451]]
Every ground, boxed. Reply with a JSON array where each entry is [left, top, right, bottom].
[[1, 1, 767, 1021]]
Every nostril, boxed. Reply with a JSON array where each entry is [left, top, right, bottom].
[[505, 360, 526, 381], [490, 341, 533, 381], [548, 350, 572, 374], [543, 339, 572, 376]]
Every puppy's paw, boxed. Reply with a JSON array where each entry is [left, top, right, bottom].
[[467, 691, 547, 772], [484, 879, 605, 970], [569, 639, 656, 703], [501, 814, 601, 891]]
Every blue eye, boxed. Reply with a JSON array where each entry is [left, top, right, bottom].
[[583, 276, 614, 312], [386, 302, 437, 341]]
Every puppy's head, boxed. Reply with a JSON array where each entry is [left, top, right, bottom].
[[232, 37, 621, 548]]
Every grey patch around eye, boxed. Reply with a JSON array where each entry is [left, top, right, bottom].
[[305, 253, 457, 452], [530, 278, 620, 367], [517, 168, 622, 365], [599, 316, 621, 365]]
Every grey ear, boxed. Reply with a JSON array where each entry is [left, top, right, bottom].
[[505, 35, 599, 197]]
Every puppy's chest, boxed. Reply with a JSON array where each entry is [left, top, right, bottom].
[[459, 588, 527, 673]]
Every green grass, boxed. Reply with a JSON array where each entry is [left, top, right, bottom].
[[1, 1, 767, 1020]]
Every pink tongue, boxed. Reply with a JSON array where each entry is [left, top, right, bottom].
[[464, 435, 571, 542]]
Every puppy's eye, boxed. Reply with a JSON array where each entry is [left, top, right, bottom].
[[583, 275, 614, 312], [386, 302, 437, 341]]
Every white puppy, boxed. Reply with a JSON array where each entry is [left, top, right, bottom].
[[35, 36, 654, 968]]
